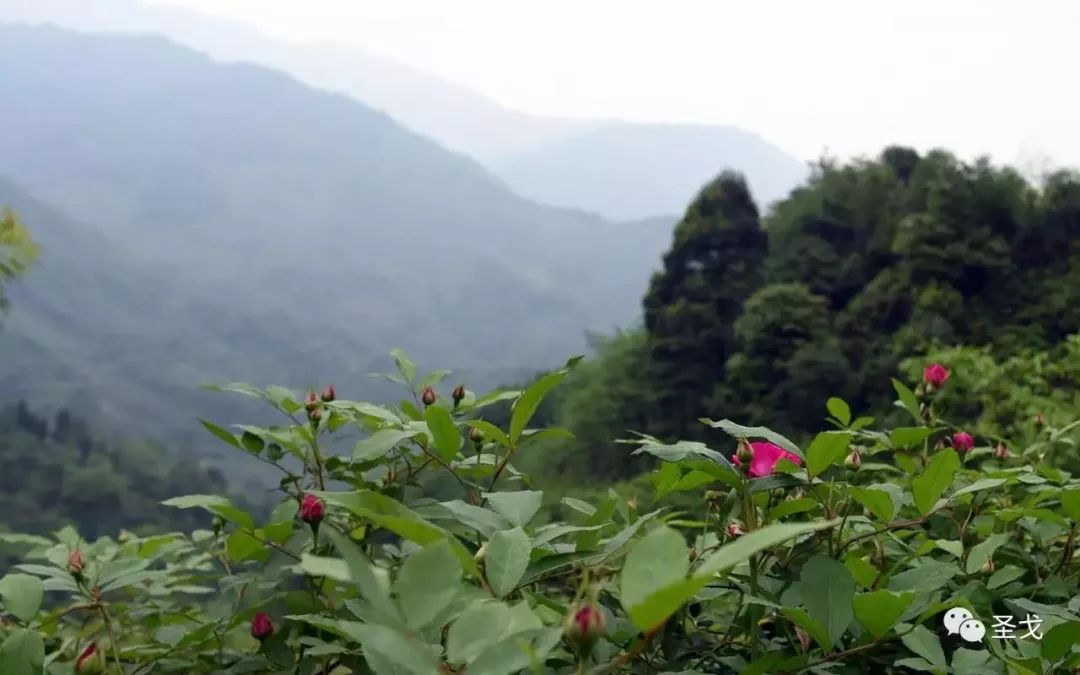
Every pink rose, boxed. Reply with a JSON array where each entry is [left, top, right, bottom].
[[731, 441, 803, 477], [952, 431, 974, 453], [923, 363, 950, 388]]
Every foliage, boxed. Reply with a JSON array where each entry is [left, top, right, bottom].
[[3, 351, 1079, 674], [0, 207, 37, 323]]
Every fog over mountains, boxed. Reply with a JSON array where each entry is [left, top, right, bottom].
[[0, 0, 808, 220]]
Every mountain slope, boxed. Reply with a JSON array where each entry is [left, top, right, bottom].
[[0, 1, 806, 220], [0, 24, 672, 440], [493, 124, 809, 219]]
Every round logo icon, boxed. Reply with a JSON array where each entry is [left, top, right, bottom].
[[943, 607, 985, 643]]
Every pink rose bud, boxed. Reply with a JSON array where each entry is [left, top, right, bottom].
[[563, 602, 606, 652], [320, 385, 335, 402], [299, 494, 324, 524], [727, 521, 744, 538], [1034, 413, 1046, 427], [304, 390, 319, 412], [251, 612, 274, 641], [451, 384, 466, 406], [67, 548, 85, 576], [845, 450, 862, 469], [994, 443, 1008, 459], [75, 643, 105, 674], [308, 407, 322, 423], [421, 385, 436, 407], [923, 363, 950, 389], [952, 431, 975, 453]]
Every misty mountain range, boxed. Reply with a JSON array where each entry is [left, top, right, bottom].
[[0, 11, 805, 446], [0, 0, 808, 219]]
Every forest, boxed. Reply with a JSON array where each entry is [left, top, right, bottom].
[[1, 147, 1080, 672]]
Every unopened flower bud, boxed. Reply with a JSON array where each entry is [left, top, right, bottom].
[[795, 626, 812, 653], [923, 363, 950, 389], [563, 602, 606, 654], [469, 426, 485, 445], [689, 547, 698, 562], [75, 643, 105, 674], [845, 450, 862, 470], [421, 385, 436, 407], [994, 443, 1008, 459], [952, 431, 975, 453], [211, 515, 225, 535], [474, 544, 487, 562], [727, 521, 744, 538], [704, 490, 724, 504], [308, 407, 322, 424], [452, 385, 465, 406], [981, 559, 995, 574], [736, 439, 754, 467], [626, 497, 638, 511], [1035, 413, 1046, 428], [251, 612, 274, 641], [320, 385, 335, 402], [300, 494, 324, 524], [67, 549, 85, 577], [304, 390, 319, 412]]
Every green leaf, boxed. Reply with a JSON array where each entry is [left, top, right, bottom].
[[161, 494, 255, 530], [467, 627, 562, 675], [1042, 621, 1080, 662], [561, 497, 596, 516], [0, 574, 43, 622], [395, 541, 462, 629], [1062, 489, 1080, 521], [0, 628, 44, 675], [849, 487, 895, 522], [354, 428, 422, 461], [987, 566, 1026, 590], [827, 397, 851, 426], [782, 607, 831, 651], [390, 347, 416, 383], [888, 560, 959, 592], [912, 450, 960, 515], [239, 430, 264, 454], [226, 530, 265, 562], [891, 427, 935, 448], [951, 478, 1008, 501], [620, 526, 690, 627], [799, 555, 855, 649], [352, 623, 441, 675], [486, 528, 530, 597], [891, 378, 922, 422], [935, 539, 963, 558], [700, 419, 803, 459], [768, 497, 819, 522], [300, 554, 351, 582], [964, 533, 1009, 575], [901, 624, 947, 669], [696, 520, 840, 577], [805, 431, 853, 478], [446, 601, 513, 663], [509, 368, 573, 444], [482, 491, 543, 528], [198, 419, 242, 449], [853, 590, 915, 639], [425, 406, 461, 462], [324, 529, 401, 624], [844, 555, 877, 588], [438, 501, 511, 537]]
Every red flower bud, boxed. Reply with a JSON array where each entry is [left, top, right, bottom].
[[67, 548, 85, 576], [308, 407, 322, 423], [421, 385, 436, 406], [452, 384, 465, 406], [320, 385, 336, 402], [304, 390, 319, 412], [994, 442, 1008, 459], [75, 643, 105, 674], [563, 602, 606, 652], [1034, 413, 1046, 428], [952, 431, 975, 453], [923, 363, 950, 388], [251, 612, 274, 641], [299, 494, 324, 524], [727, 521, 744, 538]]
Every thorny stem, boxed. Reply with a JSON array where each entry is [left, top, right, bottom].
[[98, 604, 124, 675]]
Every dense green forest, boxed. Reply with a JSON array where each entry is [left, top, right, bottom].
[[536, 147, 1080, 484]]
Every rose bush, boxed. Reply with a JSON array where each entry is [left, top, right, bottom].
[[1, 349, 1079, 674]]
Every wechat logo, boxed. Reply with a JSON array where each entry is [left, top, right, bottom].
[[943, 607, 986, 643]]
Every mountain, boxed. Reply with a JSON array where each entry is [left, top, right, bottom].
[[0, 0, 807, 220], [0, 24, 672, 443], [492, 124, 809, 220]]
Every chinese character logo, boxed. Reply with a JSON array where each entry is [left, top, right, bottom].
[[943, 607, 986, 643], [992, 614, 1043, 640]]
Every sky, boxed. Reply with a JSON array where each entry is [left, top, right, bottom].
[[82, 1, 1080, 168]]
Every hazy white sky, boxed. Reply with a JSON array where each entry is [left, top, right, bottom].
[[146, 0, 1078, 167]]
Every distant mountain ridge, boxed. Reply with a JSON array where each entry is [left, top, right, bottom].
[[0, 0, 808, 220], [0, 24, 673, 444]]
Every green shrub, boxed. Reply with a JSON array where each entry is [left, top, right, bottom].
[[1, 350, 1079, 674]]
